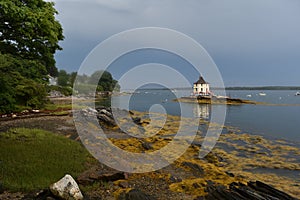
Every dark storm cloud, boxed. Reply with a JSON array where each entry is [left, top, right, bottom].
[[50, 0, 300, 86]]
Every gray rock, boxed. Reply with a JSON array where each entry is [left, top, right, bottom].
[[99, 109, 113, 118], [142, 142, 153, 150], [196, 181, 297, 200], [50, 174, 83, 200], [97, 114, 116, 126], [132, 117, 142, 125], [182, 162, 204, 176], [77, 166, 125, 185], [87, 107, 97, 114]]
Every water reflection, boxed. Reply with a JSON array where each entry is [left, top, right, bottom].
[[193, 104, 211, 120]]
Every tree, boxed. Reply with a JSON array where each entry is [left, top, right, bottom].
[[0, 0, 64, 76], [57, 69, 69, 87], [69, 72, 77, 87], [88, 70, 119, 92], [76, 73, 88, 84], [0, 53, 47, 112]]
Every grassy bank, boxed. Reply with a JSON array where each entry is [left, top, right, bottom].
[[0, 128, 91, 192]]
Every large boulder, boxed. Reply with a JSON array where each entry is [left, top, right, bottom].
[[50, 174, 83, 200]]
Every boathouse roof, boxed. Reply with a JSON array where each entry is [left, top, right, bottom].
[[194, 76, 208, 85]]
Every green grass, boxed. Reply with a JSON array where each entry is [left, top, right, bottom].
[[51, 111, 70, 116], [44, 103, 87, 112], [0, 128, 91, 192], [44, 103, 73, 111], [80, 181, 110, 194]]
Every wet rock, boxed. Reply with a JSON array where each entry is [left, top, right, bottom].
[[132, 117, 142, 125], [142, 141, 153, 150], [225, 171, 235, 177], [192, 183, 202, 189], [95, 107, 123, 126], [97, 114, 116, 126], [77, 166, 125, 185], [203, 152, 223, 164], [118, 189, 156, 200], [81, 108, 97, 117], [50, 174, 83, 200], [247, 181, 297, 200], [86, 107, 97, 114], [93, 107, 145, 127], [169, 176, 182, 183], [141, 121, 150, 125], [197, 181, 297, 200], [99, 109, 113, 118], [182, 162, 204, 175], [118, 181, 129, 188], [129, 110, 134, 115]]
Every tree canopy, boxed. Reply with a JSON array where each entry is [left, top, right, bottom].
[[57, 69, 69, 87], [0, 0, 64, 76], [0, 53, 47, 113], [88, 70, 119, 92], [0, 0, 63, 113], [57, 70, 120, 94]]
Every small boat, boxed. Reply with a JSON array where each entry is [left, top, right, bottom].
[[295, 92, 300, 96], [246, 94, 252, 97], [259, 92, 266, 96]]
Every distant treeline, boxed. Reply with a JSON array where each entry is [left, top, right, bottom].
[[135, 86, 300, 91], [224, 86, 300, 90]]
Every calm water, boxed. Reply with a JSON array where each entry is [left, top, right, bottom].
[[104, 89, 300, 144]]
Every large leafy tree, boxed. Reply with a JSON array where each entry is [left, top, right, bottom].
[[0, 0, 64, 76], [89, 70, 120, 92], [0, 0, 63, 113], [0, 53, 48, 113]]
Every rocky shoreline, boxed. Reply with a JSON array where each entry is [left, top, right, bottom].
[[0, 107, 299, 199], [175, 96, 257, 105]]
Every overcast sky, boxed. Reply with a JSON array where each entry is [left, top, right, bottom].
[[50, 0, 300, 87]]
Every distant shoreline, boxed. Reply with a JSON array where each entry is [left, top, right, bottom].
[[224, 86, 300, 90], [122, 86, 300, 91]]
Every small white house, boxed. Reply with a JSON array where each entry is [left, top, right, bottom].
[[48, 75, 57, 86], [193, 76, 210, 96]]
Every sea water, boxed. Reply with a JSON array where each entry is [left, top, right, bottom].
[[100, 89, 300, 145]]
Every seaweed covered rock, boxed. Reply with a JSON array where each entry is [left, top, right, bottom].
[[196, 181, 298, 200]]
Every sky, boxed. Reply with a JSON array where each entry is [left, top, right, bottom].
[[50, 0, 300, 87]]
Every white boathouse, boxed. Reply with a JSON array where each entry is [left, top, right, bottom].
[[193, 76, 210, 96]]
